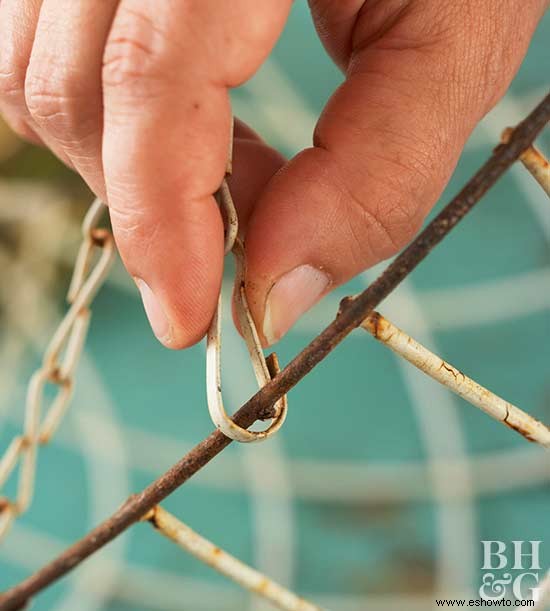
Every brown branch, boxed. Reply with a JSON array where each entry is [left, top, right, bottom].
[[1, 91, 549, 611]]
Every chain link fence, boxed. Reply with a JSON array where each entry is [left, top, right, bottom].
[[0, 93, 548, 610]]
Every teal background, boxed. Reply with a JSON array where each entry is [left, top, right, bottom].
[[1, 3, 549, 610]]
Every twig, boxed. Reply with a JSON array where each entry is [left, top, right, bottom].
[[362, 312, 550, 448], [0, 92, 548, 611], [145, 506, 323, 611]]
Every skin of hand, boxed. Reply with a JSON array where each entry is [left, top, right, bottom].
[[0, 0, 547, 348]]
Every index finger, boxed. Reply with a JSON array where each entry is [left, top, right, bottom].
[[102, 0, 291, 347]]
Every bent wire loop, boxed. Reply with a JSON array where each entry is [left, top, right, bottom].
[[206, 122, 288, 442]]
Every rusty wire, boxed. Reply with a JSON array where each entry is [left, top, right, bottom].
[[0, 92, 549, 611], [502, 127, 549, 195], [361, 312, 550, 448], [144, 506, 322, 611], [0, 199, 115, 542]]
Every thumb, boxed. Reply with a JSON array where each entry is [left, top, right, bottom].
[[242, 0, 547, 346]]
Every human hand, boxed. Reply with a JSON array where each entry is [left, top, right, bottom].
[[1, 0, 546, 348]]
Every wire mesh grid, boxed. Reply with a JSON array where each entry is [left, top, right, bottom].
[[0, 93, 549, 610]]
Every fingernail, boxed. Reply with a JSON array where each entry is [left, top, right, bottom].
[[134, 278, 172, 345], [263, 265, 330, 346]]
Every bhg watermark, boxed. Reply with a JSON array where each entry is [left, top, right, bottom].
[[479, 540, 546, 603]]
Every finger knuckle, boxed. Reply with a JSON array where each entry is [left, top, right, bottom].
[[373, 200, 422, 255], [347, 185, 420, 262], [0, 52, 24, 101], [102, 8, 166, 95], [337, 152, 432, 261], [24, 68, 81, 132], [108, 198, 155, 247], [0, 70, 21, 100]]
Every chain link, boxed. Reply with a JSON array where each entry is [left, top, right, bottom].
[[0, 199, 115, 540]]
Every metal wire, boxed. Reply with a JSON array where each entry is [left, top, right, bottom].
[[502, 127, 549, 196], [0, 199, 115, 541], [206, 129, 288, 442], [362, 311, 550, 448], [144, 506, 322, 611]]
